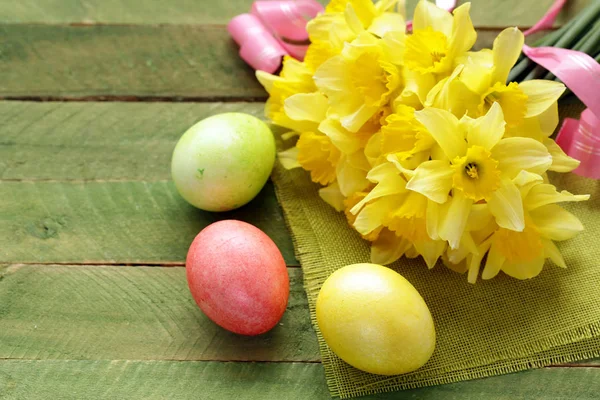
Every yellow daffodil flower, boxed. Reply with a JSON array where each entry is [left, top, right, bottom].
[[314, 32, 402, 133], [398, 103, 552, 249], [365, 104, 435, 169], [256, 57, 319, 133], [305, 0, 405, 72], [476, 172, 588, 282], [398, 0, 476, 107], [348, 162, 447, 266], [437, 27, 580, 173]]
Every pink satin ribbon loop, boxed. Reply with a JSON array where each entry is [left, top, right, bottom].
[[523, 0, 566, 36], [522, 0, 600, 180], [251, 0, 323, 41], [557, 110, 600, 179], [228, 0, 324, 73], [229, 13, 287, 73]]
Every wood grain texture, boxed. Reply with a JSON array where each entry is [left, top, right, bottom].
[[0, 0, 588, 27], [0, 24, 265, 99], [0, 264, 318, 361], [0, 16, 580, 100], [1, 361, 599, 400], [0, 101, 264, 181], [0, 181, 296, 265]]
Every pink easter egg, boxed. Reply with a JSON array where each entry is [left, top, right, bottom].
[[186, 220, 289, 335]]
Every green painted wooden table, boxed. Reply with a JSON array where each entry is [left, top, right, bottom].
[[1, 1, 598, 399]]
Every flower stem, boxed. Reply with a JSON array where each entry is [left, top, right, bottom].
[[508, 0, 600, 83]]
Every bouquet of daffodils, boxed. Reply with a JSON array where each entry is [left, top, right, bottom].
[[257, 0, 590, 283]]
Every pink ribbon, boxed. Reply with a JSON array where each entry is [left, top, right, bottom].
[[523, 0, 566, 36], [522, 0, 600, 179], [228, 0, 324, 73]]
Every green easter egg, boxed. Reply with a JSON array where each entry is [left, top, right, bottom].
[[171, 113, 276, 212]]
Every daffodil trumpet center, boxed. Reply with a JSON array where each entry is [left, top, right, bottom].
[[464, 162, 479, 179], [452, 146, 501, 201]]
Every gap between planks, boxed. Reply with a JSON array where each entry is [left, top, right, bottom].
[[3, 261, 302, 267], [0, 21, 554, 30], [0, 95, 268, 103], [0, 356, 593, 367]]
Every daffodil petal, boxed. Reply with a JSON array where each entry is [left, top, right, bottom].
[[284, 93, 328, 122], [400, 68, 437, 107], [371, 230, 411, 265], [414, 108, 466, 160], [354, 198, 392, 235], [447, 242, 469, 265], [468, 240, 492, 284], [482, 241, 505, 280], [349, 0, 377, 28], [425, 64, 478, 117], [530, 204, 584, 241], [256, 70, 278, 93], [465, 102, 506, 150], [278, 147, 300, 169], [319, 182, 345, 212], [544, 138, 581, 172], [488, 178, 525, 231], [461, 231, 479, 256], [439, 191, 473, 249], [491, 27, 524, 85], [413, 0, 453, 37], [319, 119, 361, 154], [368, 12, 406, 37], [520, 80, 566, 118], [525, 183, 590, 210], [406, 160, 454, 203], [340, 103, 380, 133], [538, 102, 559, 137], [501, 257, 545, 280], [541, 238, 566, 268], [426, 199, 441, 240], [366, 161, 400, 182], [448, 3, 477, 60], [492, 137, 552, 178], [456, 49, 493, 93], [374, 0, 400, 14], [513, 170, 544, 187], [345, 2, 366, 34], [383, 30, 405, 65], [350, 173, 406, 215], [443, 254, 469, 273], [387, 153, 416, 180], [314, 56, 349, 92], [513, 170, 544, 198], [467, 203, 493, 231], [336, 154, 370, 196], [414, 240, 446, 269], [365, 131, 383, 166]]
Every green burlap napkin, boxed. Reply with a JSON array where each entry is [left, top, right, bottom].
[[271, 103, 600, 398]]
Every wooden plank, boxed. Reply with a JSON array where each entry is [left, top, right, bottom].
[[0, 101, 265, 181], [0, 361, 330, 400], [1, 361, 599, 400], [0, 264, 596, 366], [0, 25, 265, 99], [0, 264, 318, 361], [0, 180, 296, 265], [0, 18, 580, 99], [0, 0, 588, 27]]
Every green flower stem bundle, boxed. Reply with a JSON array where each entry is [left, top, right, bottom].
[[508, 0, 600, 84]]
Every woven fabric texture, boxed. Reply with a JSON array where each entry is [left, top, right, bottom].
[[271, 103, 600, 398]]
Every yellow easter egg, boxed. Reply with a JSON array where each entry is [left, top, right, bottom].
[[316, 263, 436, 375]]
